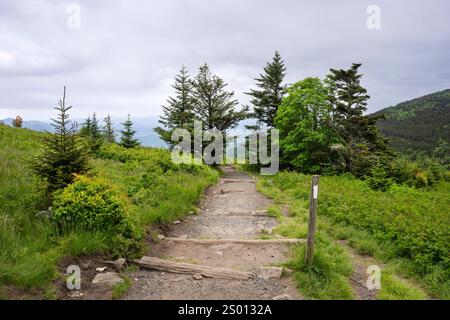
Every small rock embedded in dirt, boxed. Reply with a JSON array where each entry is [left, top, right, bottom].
[[173, 220, 181, 225], [115, 258, 126, 271], [157, 234, 165, 240], [178, 234, 188, 239], [92, 272, 124, 286], [81, 261, 92, 269], [258, 267, 283, 280], [272, 294, 292, 300], [193, 273, 203, 280], [96, 267, 107, 273], [215, 251, 223, 257], [68, 291, 84, 298], [255, 223, 265, 232]]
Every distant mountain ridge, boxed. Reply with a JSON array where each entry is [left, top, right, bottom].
[[1, 118, 54, 132], [1, 117, 167, 148], [374, 89, 450, 156]]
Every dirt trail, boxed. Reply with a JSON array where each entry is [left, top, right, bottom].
[[124, 166, 302, 300]]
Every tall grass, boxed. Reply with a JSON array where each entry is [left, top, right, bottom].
[[257, 171, 448, 299], [0, 126, 217, 295]]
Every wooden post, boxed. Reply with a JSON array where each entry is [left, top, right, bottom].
[[305, 175, 319, 266]]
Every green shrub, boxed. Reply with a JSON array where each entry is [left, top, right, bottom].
[[52, 175, 143, 257], [413, 171, 428, 187], [389, 156, 448, 188], [52, 175, 129, 231], [366, 164, 393, 191]]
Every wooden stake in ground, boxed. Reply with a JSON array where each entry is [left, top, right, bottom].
[[305, 175, 319, 266]]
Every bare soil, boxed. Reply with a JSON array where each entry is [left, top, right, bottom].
[[123, 166, 302, 300], [337, 240, 380, 300]]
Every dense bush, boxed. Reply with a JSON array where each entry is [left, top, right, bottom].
[[52, 175, 128, 231], [52, 175, 142, 257], [389, 156, 449, 188]]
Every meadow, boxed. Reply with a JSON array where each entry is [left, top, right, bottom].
[[0, 125, 217, 297], [256, 171, 449, 299]]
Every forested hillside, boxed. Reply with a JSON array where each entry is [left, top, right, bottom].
[[375, 89, 450, 159]]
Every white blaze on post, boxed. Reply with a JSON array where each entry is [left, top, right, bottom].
[[313, 185, 319, 199]]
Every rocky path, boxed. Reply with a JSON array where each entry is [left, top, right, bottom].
[[124, 166, 302, 300]]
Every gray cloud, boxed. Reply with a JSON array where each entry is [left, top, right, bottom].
[[0, 0, 449, 121]]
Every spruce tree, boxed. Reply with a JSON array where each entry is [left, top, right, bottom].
[[120, 114, 140, 148], [155, 66, 195, 148], [192, 63, 248, 133], [326, 63, 393, 176], [246, 51, 287, 127], [79, 113, 103, 151], [103, 114, 115, 143], [32, 87, 90, 196], [79, 115, 92, 138], [90, 112, 102, 141]]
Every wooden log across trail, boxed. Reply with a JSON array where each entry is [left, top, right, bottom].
[[220, 189, 247, 194], [164, 238, 305, 245], [224, 211, 269, 217], [221, 179, 255, 183], [133, 256, 255, 280]]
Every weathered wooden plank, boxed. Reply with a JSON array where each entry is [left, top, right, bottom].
[[221, 179, 256, 183], [133, 256, 255, 280], [164, 238, 305, 245]]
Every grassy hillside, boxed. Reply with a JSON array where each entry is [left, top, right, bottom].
[[0, 125, 217, 298], [375, 89, 450, 157], [256, 171, 449, 299]]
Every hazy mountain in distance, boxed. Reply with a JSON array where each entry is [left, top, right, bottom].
[[1, 116, 167, 148], [1, 118, 53, 132]]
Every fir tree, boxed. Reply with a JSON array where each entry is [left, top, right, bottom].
[[32, 87, 90, 196], [79, 113, 103, 151], [90, 112, 102, 141], [246, 51, 287, 127], [326, 63, 393, 176], [120, 114, 140, 148], [192, 63, 248, 133], [103, 114, 115, 143], [79, 115, 92, 138], [155, 66, 195, 148]]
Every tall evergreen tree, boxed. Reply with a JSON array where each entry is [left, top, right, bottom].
[[79, 113, 103, 151], [155, 66, 195, 148], [246, 51, 287, 127], [90, 112, 102, 141], [326, 63, 393, 176], [32, 87, 90, 196], [103, 114, 115, 143], [79, 115, 92, 138], [120, 114, 140, 148], [192, 63, 248, 133]]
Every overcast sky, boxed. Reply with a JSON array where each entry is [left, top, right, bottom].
[[0, 0, 449, 121]]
